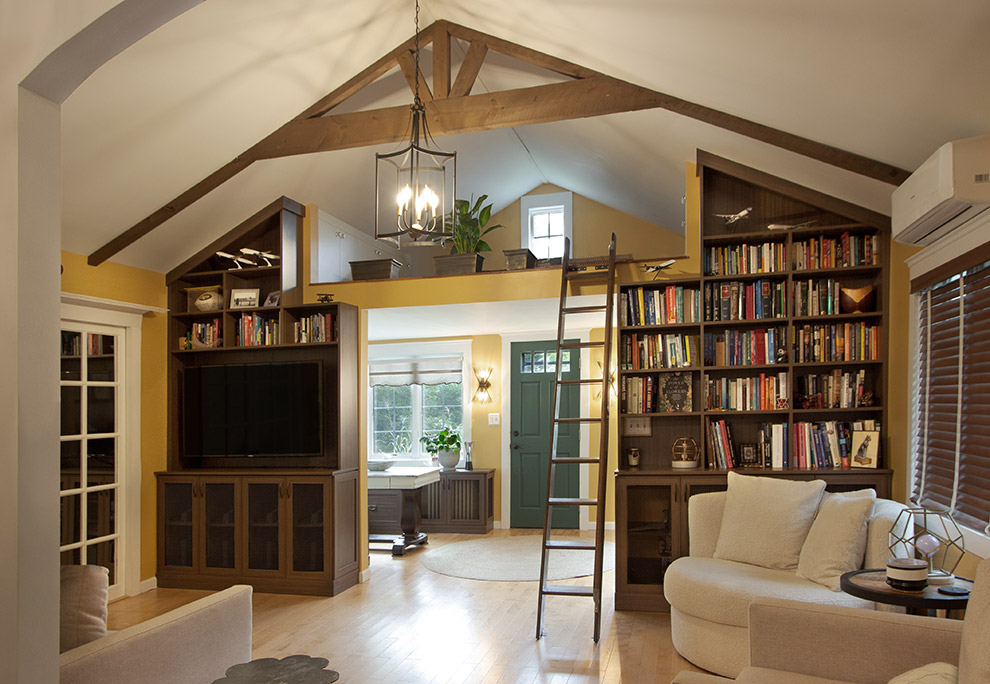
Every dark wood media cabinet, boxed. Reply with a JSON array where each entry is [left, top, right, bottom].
[[368, 469, 495, 536]]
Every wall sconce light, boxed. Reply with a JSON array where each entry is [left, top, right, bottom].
[[593, 361, 617, 401], [474, 368, 493, 403]]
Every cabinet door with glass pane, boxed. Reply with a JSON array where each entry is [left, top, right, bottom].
[[287, 478, 331, 579], [200, 477, 241, 575], [60, 328, 123, 597], [243, 478, 285, 576]]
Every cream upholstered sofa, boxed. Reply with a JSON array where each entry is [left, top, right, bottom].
[[672, 556, 990, 684], [664, 473, 910, 678], [59, 573, 253, 684]]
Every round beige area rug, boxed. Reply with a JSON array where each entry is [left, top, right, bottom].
[[420, 535, 615, 581]]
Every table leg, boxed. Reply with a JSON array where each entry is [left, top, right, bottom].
[[391, 489, 428, 556]]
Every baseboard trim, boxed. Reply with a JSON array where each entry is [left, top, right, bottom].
[[360, 567, 372, 583], [138, 577, 158, 594], [493, 520, 504, 530]]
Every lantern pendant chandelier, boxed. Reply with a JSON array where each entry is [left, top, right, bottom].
[[375, 0, 456, 246]]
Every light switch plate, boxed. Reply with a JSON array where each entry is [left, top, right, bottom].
[[624, 416, 652, 436], [488, 412, 501, 425]]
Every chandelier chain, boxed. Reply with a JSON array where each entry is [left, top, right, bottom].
[[413, 0, 421, 107]]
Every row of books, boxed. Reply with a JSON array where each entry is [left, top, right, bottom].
[[621, 372, 693, 414], [704, 241, 787, 277], [182, 319, 222, 349], [793, 322, 880, 363], [794, 369, 873, 409], [704, 372, 789, 412], [792, 421, 879, 469], [62, 332, 113, 357], [621, 285, 701, 326], [236, 313, 279, 347], [704, 280, 787, 322], [621, 332, 699, 370], [793, 232, 878, 270], [707, 420, 790, 469], [793, 278, 843, 317], [703, 327, 785, 367], [294, 313, 336, 343]]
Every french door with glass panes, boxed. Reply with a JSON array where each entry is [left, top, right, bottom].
[[60, 324, 126, 599]]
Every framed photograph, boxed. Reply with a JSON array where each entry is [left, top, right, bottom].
[[738, 443, 762, 468], [230, 288, 260, 309], [263, 290, 281, 307], [851, 430, 880, 468]]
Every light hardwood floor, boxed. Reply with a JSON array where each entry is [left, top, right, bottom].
[[110, 530, 703, 683]]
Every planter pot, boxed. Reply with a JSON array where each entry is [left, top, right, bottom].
[[434, 253, 484, 276], [350, 258, 402, 281], [503, 248, 538, 270], [437, 449, 460, 471]]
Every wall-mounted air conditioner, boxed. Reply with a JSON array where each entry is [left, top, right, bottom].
[[892, 134, 990, 246]]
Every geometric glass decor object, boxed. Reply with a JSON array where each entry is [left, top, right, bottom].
[[888, 507, 966, 584]]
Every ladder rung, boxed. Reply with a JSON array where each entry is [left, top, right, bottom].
[[560, 341, 604, 349], [562, 305, 607, 314], [545, 539, 597, 550], [551, 457, 601, 464], [555, 417, 602, 424], [558, 378, 604, 385], [548, 497, 598, 506], [541, 584, 594, 597]]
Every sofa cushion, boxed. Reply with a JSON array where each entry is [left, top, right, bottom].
[[60, 565, 109, 653], [887, 662, 957, 684], [959, 557, 990, 683], [737, 667, 854, 684], [664, 556, 871, 627], [797, 489, 876, 590], [714, 472, 826, 570]]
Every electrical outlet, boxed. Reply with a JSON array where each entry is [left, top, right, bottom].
[[624, 416, 652, 436], [488, 412, 501, 426]]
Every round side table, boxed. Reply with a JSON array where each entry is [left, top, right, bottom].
[[840, 568, 973, 617]]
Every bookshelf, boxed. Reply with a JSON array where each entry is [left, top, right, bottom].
[[614, 154, 892, 611], [159, 197, 360, 596]]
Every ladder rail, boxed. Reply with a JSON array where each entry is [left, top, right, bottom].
[[535, 234, 617, 643]]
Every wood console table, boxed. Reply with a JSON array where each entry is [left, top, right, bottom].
[[367, 466, 440, 556]]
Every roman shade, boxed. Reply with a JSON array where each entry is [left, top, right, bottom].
[[368, 356, 463, 386], [913, 260, 990, 535]]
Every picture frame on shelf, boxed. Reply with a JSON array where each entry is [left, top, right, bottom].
[[738, 443, 761, 468], [263, 290, 281, 307], [230, 288, 260, 309], [851, 430, 880, 468]]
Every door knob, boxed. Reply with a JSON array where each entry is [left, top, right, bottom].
[[512, 443, 520, 450], [513, 430, 519, 436]]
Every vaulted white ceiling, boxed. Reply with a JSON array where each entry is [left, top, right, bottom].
[[59, 0, 990, 274]]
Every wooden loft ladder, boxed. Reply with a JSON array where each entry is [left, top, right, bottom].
[[535, 234, 617, 642]]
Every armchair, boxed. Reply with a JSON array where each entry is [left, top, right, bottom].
[[672, 556, 990, 684]]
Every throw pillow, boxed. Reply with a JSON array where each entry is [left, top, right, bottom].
[[887, 662, 958, 684], [713, 472, 826, 570], [797, 488, 877, 590], [60, 564, 109, 653]]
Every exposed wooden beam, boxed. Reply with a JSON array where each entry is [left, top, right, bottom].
[[450, 42, 488, 98], [396, 49, 433, 102], [87, 157, 255, 266], [90, 19, 910, 265], [433, 26, 450, 98]]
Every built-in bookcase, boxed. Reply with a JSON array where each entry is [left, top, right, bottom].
[[613, 153, 892, 611]]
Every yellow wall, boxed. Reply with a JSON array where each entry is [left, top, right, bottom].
[[60, 251, 168, 582]]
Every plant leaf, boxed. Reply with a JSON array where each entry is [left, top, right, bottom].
[[479, 204, 492, 227], [470, 195, 487, 216]]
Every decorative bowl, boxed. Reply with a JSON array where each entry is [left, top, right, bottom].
[[367, 459, 395, 472]]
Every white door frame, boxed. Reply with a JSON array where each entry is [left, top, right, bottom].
[[61, 295, 154, 598]]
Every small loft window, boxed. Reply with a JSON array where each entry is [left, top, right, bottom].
[[521, 191, 573, 259]]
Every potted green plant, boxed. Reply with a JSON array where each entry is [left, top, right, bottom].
[[420, 426, 462, 470], [433, 195, 504, 275]]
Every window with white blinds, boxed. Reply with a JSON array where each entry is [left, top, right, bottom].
[[913, 260, 990, 535]]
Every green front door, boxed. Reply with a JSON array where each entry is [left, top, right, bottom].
[[510, 340, 580, 528]]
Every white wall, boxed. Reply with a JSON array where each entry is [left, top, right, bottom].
[[2, 2, 199, 680]]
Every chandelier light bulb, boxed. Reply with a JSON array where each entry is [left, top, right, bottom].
[[396, 185, 412, 217]]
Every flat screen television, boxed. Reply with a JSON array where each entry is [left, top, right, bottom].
[[183, 361, 322, 458]]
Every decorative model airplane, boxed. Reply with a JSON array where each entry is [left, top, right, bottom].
[[716, 207, 753, 225], [216, 251, 243, 268], [767, 220, 816, 231], [643, 259, 677, 279], [240, 247, 281, 266]]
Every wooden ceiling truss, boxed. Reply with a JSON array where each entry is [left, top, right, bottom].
[[88, 19, 910, 266]]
